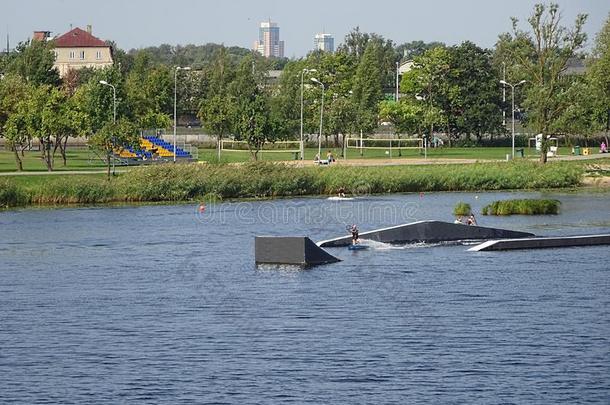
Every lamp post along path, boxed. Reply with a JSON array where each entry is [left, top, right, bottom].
[[310, 78, 325, 160], [99, 80, 117, 174], [300, 68, 316, 160], [500, 80, 526, 159]]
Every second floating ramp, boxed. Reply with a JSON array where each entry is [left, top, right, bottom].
[[468, 234, 610, 251], [318, 220, 534, 247]]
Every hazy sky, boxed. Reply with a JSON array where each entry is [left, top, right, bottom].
[[2, 0, 608, 57]]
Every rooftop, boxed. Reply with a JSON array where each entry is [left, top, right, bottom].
[[54, 27, 108, 48]]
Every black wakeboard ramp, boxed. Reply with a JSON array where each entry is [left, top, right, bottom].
[[255, 236, 340, 266], [317, 220, 535, 247], [468, 234, 610, 251]]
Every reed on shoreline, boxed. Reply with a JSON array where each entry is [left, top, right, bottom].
[[481, 199, 561, 215], [0, 161, 583, 208]]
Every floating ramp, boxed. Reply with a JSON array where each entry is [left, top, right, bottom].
[[318, 220, 534, 248], [255, 236, 341, 266], [468, 234, 610, 252]]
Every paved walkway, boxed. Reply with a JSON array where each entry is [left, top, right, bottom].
[[287, 153, 610, 167]]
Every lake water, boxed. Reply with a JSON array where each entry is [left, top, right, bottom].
[[1, 190, 609, 403]]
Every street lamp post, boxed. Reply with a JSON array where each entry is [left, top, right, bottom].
[[99, 80, 116, 123], [500, 79, 526, 159], [310, 78, 325, 160], [174, 66, 191, 162], [99, 80, 117, 175], [395, 61, 400, 102], [300, 68, 317, 160]]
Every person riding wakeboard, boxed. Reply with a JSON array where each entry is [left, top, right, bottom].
[[350, 224, 359, 245]]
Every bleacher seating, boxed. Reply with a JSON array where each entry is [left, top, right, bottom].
[[143, 136, 192, 159], [113, 136, 192, 161]]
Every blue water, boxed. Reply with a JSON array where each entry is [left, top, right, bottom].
[[1, 191, 609, 403]]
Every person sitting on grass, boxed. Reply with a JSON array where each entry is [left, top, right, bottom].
[[601, 142, 607, 154]]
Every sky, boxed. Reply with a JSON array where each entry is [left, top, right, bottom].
[[2, 0, 609, 57]]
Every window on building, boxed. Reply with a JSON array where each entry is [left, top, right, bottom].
[[96, 51, 102, 60], [69, 50, 75, 59], [80, 50, 85, 60]]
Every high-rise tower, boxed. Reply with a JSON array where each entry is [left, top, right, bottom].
[[253, 19, 284, 58], [314, 33, 334, 53]]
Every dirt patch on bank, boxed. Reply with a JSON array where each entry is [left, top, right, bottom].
[[582, 176, 610, 188]]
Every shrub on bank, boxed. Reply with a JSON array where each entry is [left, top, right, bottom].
[[30, 177, 115, 204], [0, 179, 29, 207], [453, 202, 472, 216], [481, 199, 561, 215]]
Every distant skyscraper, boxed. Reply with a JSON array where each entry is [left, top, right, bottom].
[[314, 33, 334, 53], [253, 20, 284, 58]]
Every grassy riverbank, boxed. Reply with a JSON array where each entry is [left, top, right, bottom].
[[0, 160, 584, 208]]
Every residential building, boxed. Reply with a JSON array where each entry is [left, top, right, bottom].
[[314, 33, 334, 53], [253, 20, 284, 58], [49, 26, 113, 77]]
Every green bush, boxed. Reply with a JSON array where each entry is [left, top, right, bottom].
[[453, 202, 472, 216], [481, 199, 561, 215], [30, 177, 115, 204], [0, 179, 29, 207]]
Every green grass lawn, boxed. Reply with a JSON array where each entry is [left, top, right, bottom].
[[4, 173, 108, 189], [0, 145, 571, 172], [0, 148, 106, 172]]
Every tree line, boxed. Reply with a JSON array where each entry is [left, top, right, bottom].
[[0, 2, 609, 171]]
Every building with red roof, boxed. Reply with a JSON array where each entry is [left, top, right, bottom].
[[49, 26, 113, 77]]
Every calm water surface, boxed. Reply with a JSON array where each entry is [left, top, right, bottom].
[[1, 190, 609, 404]]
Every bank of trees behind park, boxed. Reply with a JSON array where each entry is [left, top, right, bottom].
[[0, 3, 609, 170]]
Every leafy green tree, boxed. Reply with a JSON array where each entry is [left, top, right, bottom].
[[552, 77, 599, 145], [272, 60, 305, 140], [52, 94, 90, 166], [396, 40, 445, 60], [229, 55, 279, 160], [400, 46, 453, 143], [317, 51, 358, 147], [352, 41, 385, 135], [129, 43, 251, 67], [89, 119, 139, 179], [502, 3, 587, 162], [7, 39, 60, 86], [125, 52, 172, 129], [6, 84, 57, 171], [339, 28, 398, 90], [1, 74, 29, 170], [379, 99, 426, 136], [588, 12, 610, 146], [197, 46, 235, 159], [76, 67, 125, 133], [448, 42, 504, 142]]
